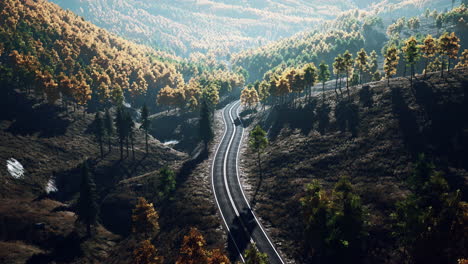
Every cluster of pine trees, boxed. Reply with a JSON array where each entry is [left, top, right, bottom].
[[299, 157, 467, 263]]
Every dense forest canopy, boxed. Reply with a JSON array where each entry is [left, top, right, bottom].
[[0, 0, 244, 113], [48, 0, 450, 58]]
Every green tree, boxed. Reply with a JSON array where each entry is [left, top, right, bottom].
[[94, 112, 105, 158], [392, 155, 467, 263], [300, 177, 367, 262], [140, 104, 151, 154], [318, 62, 330, 102], [115, 107, 125, 160], [300, 180, 330, 258], [403, 36, 420, 87], [128, 113, 136, 160], [303, 63, 317, 102], [244, 243, 269, 264], [356, 48, 368, 85], [158, 167, 176, 199], [333, 55, 344, 96], [76, 162, 99, 237], [199, 100, 213, 150], [104, 108, 114, 153], [342, 51, 354, 97], [249, 125, 268, 179]]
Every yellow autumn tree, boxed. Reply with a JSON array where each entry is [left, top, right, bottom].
[[439, 32, 460, 74], [240, 87, 259, 109], [455, 49, 468, 69], [132, 197, 160, 239], [176, 227, 209, 264], [420, 35, 438, 76], [208, 249, 230, 264], [384, 45, 400, 86], [133, 240, 163, 264]]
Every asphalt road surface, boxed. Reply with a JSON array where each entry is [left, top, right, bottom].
[[211, 100, 285, 264]]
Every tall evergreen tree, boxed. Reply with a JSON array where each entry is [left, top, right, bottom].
[[342, 51, 354, 97], [421, 35, 438, 77], [128, 113, 136, 160], [249, 125, 268, 179], [403, 36, 420, 87], [76, 162, 99, 237], [140, 104, 150, 154], [94, 112, 104, 158], [356, 48, 368, 85], [384, 46, 400, 86], [115, 107, 125, 160], [158, 167, 176, 199], [104, 108, 114, 153], [199, 100, 213, 150], [303, 63, 317, 102], [333, 55, 344, 96], [318, 62, 330, 102]]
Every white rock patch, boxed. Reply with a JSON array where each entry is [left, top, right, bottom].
[[46, 178, 57, 193], [7, 158, 25, 179]]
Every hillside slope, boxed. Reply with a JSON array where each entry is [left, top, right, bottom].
[[49, 0, 447, 57], [238, 68, 468, 263]]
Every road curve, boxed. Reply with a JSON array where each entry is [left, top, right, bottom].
[[211, 100, 285, 264]]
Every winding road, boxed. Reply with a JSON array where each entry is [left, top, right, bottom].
[[211, 101, 285, 264]]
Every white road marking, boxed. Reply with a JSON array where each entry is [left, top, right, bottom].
[[211, 102, 245, 263]]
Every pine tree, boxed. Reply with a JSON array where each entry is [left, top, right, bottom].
[[318, 62, 330, 102], [421, 35, 438, 77], [176, 227, 209, 264], [94, 112, 105, 158], [384, 46, 400, 86], [140, 104, 150, 154], [244, 243, 269, 264], [158, 167, 176, 199], [342, 51, 354, 97], [132, 197, 160, 239], [439, 32, 461, 74], [115, 107, 125, 160], [199, 100, 213, 150], [133, 240, 163, 264], [76, 162, 99, 237], [356, 48, 368, 85], [403, 36, 420, 87], [249, 125, 268, 180], [303, 63, 317, 102], [104, 108, 114, 153], [128, 113, 136, 161], [333, 56, 344, 96]]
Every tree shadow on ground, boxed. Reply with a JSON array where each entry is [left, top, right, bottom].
[[391, 87, 423, 155], [1, 91, 70, 138], [261, 101, 317, 141], [227, 208, 256, 262]]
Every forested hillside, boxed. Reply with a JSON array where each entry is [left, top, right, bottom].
[[49, 0, 448, 58], [232, 1, 463, 83]]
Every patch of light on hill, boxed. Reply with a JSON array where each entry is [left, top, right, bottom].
[[7, 158, 25, 179], [163, 140, 179, 146], [46, 178, 58, 193]]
